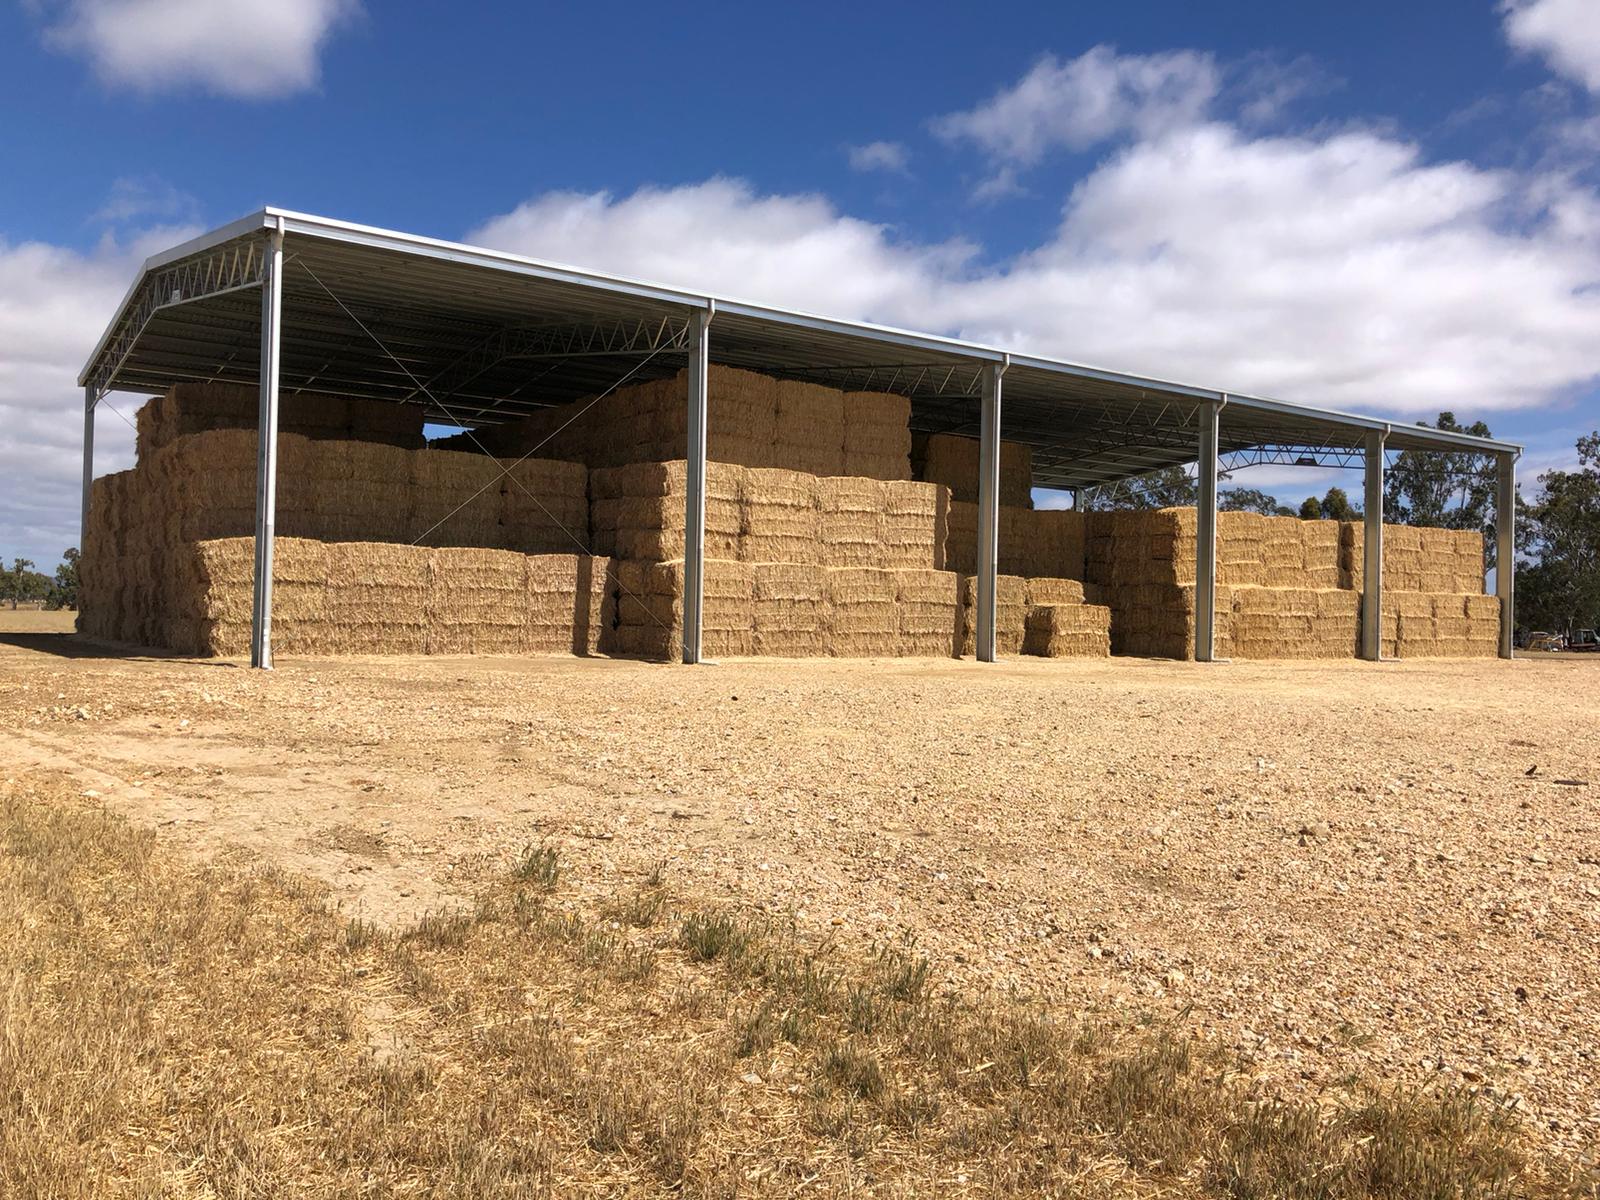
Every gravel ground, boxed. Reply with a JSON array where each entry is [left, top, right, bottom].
[[3, 611, 1597, 1161]]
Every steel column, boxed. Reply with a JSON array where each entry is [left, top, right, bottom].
[[1496, 451, 1516, 659], [250, 225, 285, 669], [1361, 430, 1385, 661], [975, 360, 1006, 662], [682, 306, 711, 665], [80, 385, 95, 551], [1194, 400, 1221, 662]]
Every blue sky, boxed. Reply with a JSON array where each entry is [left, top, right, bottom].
[[2, 0, 1598, 565]]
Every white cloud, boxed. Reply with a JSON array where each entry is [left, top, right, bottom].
[[847, 141, 910, 174], [932, 46, 1220, 164], [0, 225, 196, 566], [471, 179, 979, 320], [1503, 0, 1600, 93], [43, 0, 358, 98], [92, 176, 200, 224], [472, 119, 1600, 417]]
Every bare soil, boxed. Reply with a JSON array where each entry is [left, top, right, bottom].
[[3, 610, 1597, 1161]]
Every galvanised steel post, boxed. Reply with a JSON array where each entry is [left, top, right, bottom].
[[250, 221, 285, 669], [976, 358, 1007, 662], [1361, 429, 1386, 661], [1497, 450, 1516, 659], [1194, 398, 1222, 662], [80, 384, 95, 552], [682, 305, 711, 664]]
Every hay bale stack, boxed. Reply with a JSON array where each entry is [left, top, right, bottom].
[[775, 380, 846, 477], [880, 480, 947, 569], [1225, 587, 1359, 659], [707, 367, 781, 468], [914, 433, 1033, 508], [826, 567, 899, 657], [741, 468, 820, 564], [1391, 591, 1499, 657], [612, 558, 754, 660], [409, 449, 506, 548], [1022, 602, 1112, 657], [135, 384, 423, 458], [1301, 520, 1341, 589], [1001, 508, 1086, 579], [893, 569, 962, 657], [842, 391, 912, 480], [959, 574, 1028, 656], [311, 440, 413, 540], [525, 554, 616, 656], [591, 461, 745, 560], [424, 548, 528, 655], [1342, 523, 1486, 596], [500, 458, 590, 555], [818, 477, 889, 567], [751, 562, 828, 656], [303, 542, 430, 654]]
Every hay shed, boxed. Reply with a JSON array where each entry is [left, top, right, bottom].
[[77, 208, 1522, 667]]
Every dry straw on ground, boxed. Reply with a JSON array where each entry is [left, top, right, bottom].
[[2, 769, 1585, 1198]]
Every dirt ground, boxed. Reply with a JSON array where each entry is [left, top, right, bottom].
[[3, 610, 1597, 1162]]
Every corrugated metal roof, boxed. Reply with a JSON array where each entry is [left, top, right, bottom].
[[81, 207, 1520, 489]]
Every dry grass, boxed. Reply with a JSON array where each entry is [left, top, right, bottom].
[[1, 771, 1592, 1198]]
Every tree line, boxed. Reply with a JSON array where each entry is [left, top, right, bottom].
[[0, 551, 79, 610]]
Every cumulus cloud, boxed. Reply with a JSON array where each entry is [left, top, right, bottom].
[[43, 0, 358, 98], [471, 179, 979, 320], [0, 226, 195, 565], [1502, 0, 1600, 93], [473, 123, 1600, 416], [847, 141, 911, 174], [932, 46, 1220, 164]]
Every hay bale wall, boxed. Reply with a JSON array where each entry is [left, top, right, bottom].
[[157, 539, 615, 658], [464, 366, 913, 482], [912, 433, 1034, 508], [136, 383, 423, 460], [1082, 508, 1493, 659]]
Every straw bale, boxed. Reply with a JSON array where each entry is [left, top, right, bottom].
[[915, 433, 1033, 508], [1022, 603, 1112, 657], [775, 380, 846, 443], [1026, 577, 1086, 606]]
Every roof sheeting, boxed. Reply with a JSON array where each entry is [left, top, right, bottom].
[[81, 207, 1520, 490]]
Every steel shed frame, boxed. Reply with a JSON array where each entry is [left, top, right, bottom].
[[79, 208, 1523, 667]]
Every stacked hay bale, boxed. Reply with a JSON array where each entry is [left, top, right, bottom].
[[959, 574, 1029, 656], [774, 380, 845, 477], [894, 569, 963, 657], [162, 539, 614, 658], [1341, 524, 1485, 596], [913, 433, 1033, 507], [942, 503, 1086, 578], [1394, 592, 1500, 657], [742, 469, 820, 564], [751, 563, 828, 656], [612, 558, 754, 659], [525, 554, 616, 655], [591, 461, 745, 560], [135, 383, 423, 460], [478, 367, 912, 481], [1226, 587, 1360, 659], [843, 391, 913, 479], [880, 481, 948, 569], [818, 477, 888, 567], [1023, 579, 1112, 658], [826, 568, 901, 656]]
